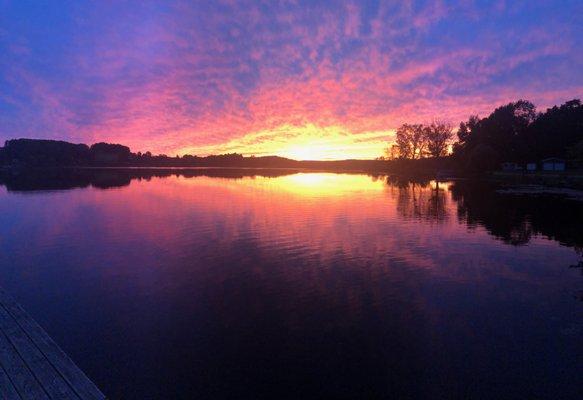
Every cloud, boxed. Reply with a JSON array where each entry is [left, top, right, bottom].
[[0, 0, 581, 157]]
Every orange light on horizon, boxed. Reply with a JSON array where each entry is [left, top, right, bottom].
[[177, 124, 395, 160], [173, 172, 386, 198]]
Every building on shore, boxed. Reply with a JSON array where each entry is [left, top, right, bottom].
[[501, 162, 522, 171], [542, 158, 566, 171]]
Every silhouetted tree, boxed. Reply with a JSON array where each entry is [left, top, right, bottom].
[[90, 142, 131, 162], [2, 139, 90, 166], [395, 124, 426, 159], [424, 120, 453, 158], [382, 144, 400, 160], [455, 115, 479, 152], [526, 99, 583, 160], [391, 121, 453, 161], [453, 100, 537, 168], [466, 143, 499, 172], [454, 98, 583, 170]]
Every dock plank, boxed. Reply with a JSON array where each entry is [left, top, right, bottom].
[[0, 288, 106, 400], [0, 304, 80, 399], [0, 326, 49, 400], [0, 362, 22, 400]]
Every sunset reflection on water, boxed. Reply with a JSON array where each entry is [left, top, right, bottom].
[[0, 172, 581, 399]]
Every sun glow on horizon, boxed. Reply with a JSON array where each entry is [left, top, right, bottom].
[[171, 172, 386, 198], [282, 143, 337, 161], [177, 124, 395, 160]]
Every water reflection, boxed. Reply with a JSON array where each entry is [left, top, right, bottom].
[[386, 177, 450, 223], [0, 167, 298, 191], [0, 170, 581, 399], [450, 180, 583, 250]]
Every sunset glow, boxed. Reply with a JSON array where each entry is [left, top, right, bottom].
[[1, 1, 582, 158], [1, 2, 582, 396], [180, 124, 393, 159]]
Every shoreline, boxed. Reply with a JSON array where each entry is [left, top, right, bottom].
[[3, 164, 583, 191]]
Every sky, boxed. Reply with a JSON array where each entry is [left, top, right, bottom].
[[0, 0, 582, 160]]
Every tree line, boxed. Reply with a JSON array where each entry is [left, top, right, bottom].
[[454, 99, 582, 171], [385, 98, 583, 171], [0, 138, 262, 167], [384, 121, 454, 160], [1, 98, 581, 172], [0, 138, 390, 171]]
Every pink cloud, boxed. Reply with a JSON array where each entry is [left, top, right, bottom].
[[0, 0, 581, 157]]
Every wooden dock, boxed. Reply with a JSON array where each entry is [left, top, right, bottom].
[[0, 288, 106, 399]]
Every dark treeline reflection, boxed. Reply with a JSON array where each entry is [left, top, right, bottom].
[[2, 168, 582, 257], [386, 177, 583, 302], [450, 180, 583, 251], [386, 177, 583, 294], [450, 180, 583, 299], [386, 175, 449, 222], [388, 177, 583, 275], [1, 170, 582, 398], [0, 167, 300, 191], [384, 175, 583, 251]]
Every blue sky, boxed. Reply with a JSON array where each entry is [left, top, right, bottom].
[[1, 0, 581, 158]]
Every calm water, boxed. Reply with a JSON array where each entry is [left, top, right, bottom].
[[0, 169, 582, 399]]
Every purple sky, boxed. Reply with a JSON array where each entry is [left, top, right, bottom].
[[0, 0, 581, 159]]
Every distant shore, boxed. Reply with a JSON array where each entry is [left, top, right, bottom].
[[490, 171, 583, 190]]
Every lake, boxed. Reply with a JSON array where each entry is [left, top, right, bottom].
[[0, 169, 581, 399]]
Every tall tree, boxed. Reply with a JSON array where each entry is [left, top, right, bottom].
[[383, 144, 400, 160], [456, 115, 480, 147], [526, 99, 583, 159], [424, 120, 453, 158], [395, 124, 426, 159], [453, 100, 536, 164]]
